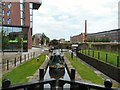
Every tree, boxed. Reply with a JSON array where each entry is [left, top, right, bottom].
[[41, 33, 50, 45], [2, 30, 9, 51], [49, 39, 59, 46], [32, 35, 35, 41], [16, 35, 23, 48]]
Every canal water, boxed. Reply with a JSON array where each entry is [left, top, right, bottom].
[[44, 66, 70, 89]]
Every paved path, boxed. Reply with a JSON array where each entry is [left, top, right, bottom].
[[2, 47, 42, 60]]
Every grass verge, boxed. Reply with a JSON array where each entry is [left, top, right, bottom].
[[3, 53, 46, 85], [65, 53, 104, 85], [81, 50, 119, 66]]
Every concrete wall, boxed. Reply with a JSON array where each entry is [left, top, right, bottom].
[[77, 52, 120, 83], [92, 43, 120, 53]]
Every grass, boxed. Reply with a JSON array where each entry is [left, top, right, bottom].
[[3, 53, 46, 85], [65, 53, 104, 85], [80, 50, 119, 66]]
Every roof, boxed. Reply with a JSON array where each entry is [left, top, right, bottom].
[[32, 0, 42, 9]]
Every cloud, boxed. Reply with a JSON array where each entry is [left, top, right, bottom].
[[33, 0, 119, 40]]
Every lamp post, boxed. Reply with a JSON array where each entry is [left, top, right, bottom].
[[20, 35, 23, 56]]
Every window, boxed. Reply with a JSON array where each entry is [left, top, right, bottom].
[[30, 9, 33, 15], [8, 27, 13, 34], [0, 18, 2, 24], [20, 11, 23, 18], [2, 18, 4, 24], [2, 2, 5, 7], [2, 9, 4, 15], [30, 21, 33, 28], [21, 19, 23, 25], [3, 26, 8, 36], [29, 3, 33, 9], [20, 3, 24, 11], [7, 10, 10, 16], [30, 15, 33, 22], [13, 27, 22, 33], [8, 18, 11, 24], [8, 2, 11, 8]]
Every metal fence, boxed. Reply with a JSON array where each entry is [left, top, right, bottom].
[[1, 69, 118, 90], [80, 49, 119, 67]]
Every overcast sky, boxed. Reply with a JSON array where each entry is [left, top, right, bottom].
[[33, 0, 119, 40]]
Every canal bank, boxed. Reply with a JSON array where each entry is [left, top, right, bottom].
[[64, 56, 82, 81]]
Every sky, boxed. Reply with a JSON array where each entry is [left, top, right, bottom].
[[33, 0, 119, 40]]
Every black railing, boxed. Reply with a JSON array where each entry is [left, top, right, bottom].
[[1, 68, 118, 90], [1, 79, 118, 90]]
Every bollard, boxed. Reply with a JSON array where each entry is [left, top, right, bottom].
[[106, 54, 108, 63], [98, 52, 100, 60], [2, 79, 11, 89], [117, 56, 119, 67], [14, 57, 16, 67], [70, 69, 76, 90], [104, 79, 112, 88], [31, 53, 32, 59], [39, 69, 44, 90], [28, 53, 29, 60], [7, 60, 9, 70], [39, 68, 44, 81], [20, 56, 22, 64], [70, 69, 75, 80], [92, 50, 94, 57], [71, 52, 73, 59]]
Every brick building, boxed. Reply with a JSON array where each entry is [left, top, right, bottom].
[[70, 33, 85, 43], [1, 0, 41, 51], [70, 19, 120, 43], [87, 29, 120, 42], [70, 29, 120, 43]]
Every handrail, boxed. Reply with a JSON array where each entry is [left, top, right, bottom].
[[59, 79, 117, 90], [1, 79, 56, 90], [1, 79, 118, 90]]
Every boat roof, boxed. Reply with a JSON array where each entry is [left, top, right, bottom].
[[51, 49, 63, 56]]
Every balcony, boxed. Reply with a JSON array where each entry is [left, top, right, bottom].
[[32, 0, 42, 9]]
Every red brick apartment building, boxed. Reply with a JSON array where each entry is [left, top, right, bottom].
[[1, 0, 41, 51]]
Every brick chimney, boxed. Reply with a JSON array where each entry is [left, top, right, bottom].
[[84, 20, 87, 42]]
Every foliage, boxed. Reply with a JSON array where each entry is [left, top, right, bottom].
[[87, 38, 111, 42], [49, 39, 59, 46], [41, 33, 50, 45], [15, 36, 23, 48], [32, 34, 35, 41], [2, 30, 9, 51]]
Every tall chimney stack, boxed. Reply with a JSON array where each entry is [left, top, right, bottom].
[[85, 20, 87, 34], [84, 20, 87, 42]]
